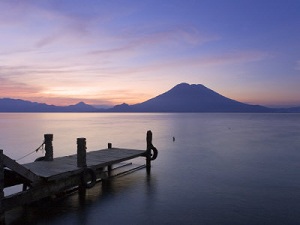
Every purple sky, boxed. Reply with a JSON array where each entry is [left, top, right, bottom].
[[1, 0, 299, 107]]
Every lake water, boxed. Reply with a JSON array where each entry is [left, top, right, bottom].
[[1, 113, 300, 225]]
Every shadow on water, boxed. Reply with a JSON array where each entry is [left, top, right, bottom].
[[5, 170, 155, 225]]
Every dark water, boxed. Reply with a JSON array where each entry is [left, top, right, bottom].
[[1, 113, 300, 225]]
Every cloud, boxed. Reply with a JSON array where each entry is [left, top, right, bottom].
[[35, 33, 62, 48], [88, 25, 219, 57], [34, 13, 95, 48], [194, 50, 272, 66], [0, 65, 86, 92], [84, 25, 222, 78], [0, 1, 32, 26], [0, 1, 95, 49], [109, 50, 272, 75], [0, 76, 41, 98]]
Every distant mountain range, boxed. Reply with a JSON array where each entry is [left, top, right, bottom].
[[1, 83, 299, 113], [0, 98, 98, 112]]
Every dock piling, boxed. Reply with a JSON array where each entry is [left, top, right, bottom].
[[145, 130, 158, 174], [146, 130, 152, 173], [77, 138, 87, 168], [107, 143, 112, 176], [44, 134, 53, 161]]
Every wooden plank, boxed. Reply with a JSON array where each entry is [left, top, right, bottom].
[[22, 158, 80, 178], [3, 154, 42, 183], [4, 169, 28, 187]]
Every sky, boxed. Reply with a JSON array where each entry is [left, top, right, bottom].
[[0, 0, 300, 107]]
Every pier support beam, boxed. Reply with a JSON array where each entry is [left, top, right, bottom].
[[44, 134, 53, 161], [77, 138, 87, 168], [0, 150, 5, 223]]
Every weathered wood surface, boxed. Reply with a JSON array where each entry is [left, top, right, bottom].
[[23, 148, 146, 181], [3, 154, 42, 183]]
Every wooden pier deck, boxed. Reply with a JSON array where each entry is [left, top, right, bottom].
[[23, 148, 146, 181], [0, 131, 158, 223]]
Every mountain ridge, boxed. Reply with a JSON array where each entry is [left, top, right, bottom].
[[1, 83, 299, 113], [110, 83, 273, 112], [0, 98, 98, 112]]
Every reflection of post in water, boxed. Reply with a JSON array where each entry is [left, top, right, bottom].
[[102, 177, 113, 194]]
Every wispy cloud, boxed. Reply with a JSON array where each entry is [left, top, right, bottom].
[[35, 33, 63, 48], [0, 77, 41, 98], [193, 50, 272, 66], [0, 1, 32, 26], [109, 49, 272, 75], [0, 1, 95, 50], [89, 25, 220, 56]]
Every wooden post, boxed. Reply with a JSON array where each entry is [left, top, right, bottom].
[[77, 138, 87, 168], [77, 138, 87, 196], [44, 134, 53, 161], [0, 150, 5, 223], [146, 130, 152, 173], [107, 143, 112, 177]]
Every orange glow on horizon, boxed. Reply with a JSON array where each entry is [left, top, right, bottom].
[[2, 84, 299, 108]]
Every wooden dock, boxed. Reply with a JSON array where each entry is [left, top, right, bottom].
[[23, 148, 146, 181], [0, 131, 158, 223]]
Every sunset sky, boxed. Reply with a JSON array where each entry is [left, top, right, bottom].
[[1, 0, 299, 107]]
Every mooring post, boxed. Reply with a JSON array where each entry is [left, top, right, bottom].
[[146, 130, 152, 173], [77, 138, 87, 168], [107, 143, 112, 176], [44, 134, 53, 161], [77, 138, 87, 196], [0, 150, 5, 223]]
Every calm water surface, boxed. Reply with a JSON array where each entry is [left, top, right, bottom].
[[1, 113, 300, 225]]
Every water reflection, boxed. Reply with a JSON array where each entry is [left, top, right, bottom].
[[5, 169, 154, 225]]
